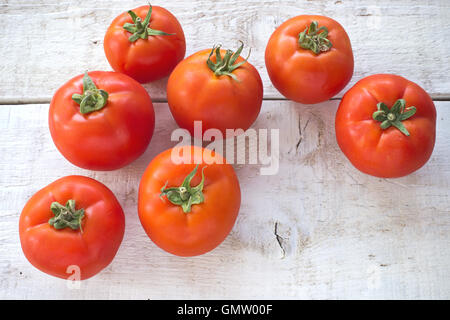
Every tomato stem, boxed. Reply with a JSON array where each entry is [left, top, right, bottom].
[[372, 99, 417, 136], [123, 4, 174, 42], [206, 41, 250, 80], [298, 21, 332, 54], [48, 200, 85, 232], [72, 72, 108, 114], [160, 165, 206, 213]]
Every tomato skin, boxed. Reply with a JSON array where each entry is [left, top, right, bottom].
[[265, 15, 354, 104], [167, 49, 263, 137], [104, 5, 186, 83], [19, 176, 125, 280], [335, 74, 436, 178], [138, 146, 241, 256], [49, 71, 155, 171]]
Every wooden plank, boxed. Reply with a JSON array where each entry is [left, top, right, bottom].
[[0, 0, 449, 102], [0, 101, 448, 299]]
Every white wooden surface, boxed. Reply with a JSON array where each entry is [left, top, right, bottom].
[[1, 0, 450, 102], [1, 0, 449, 299]]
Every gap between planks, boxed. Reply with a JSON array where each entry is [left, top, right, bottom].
[[2, 96, 450, 105]]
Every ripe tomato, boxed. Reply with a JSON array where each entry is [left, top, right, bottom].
[[19, 176, 125, 280], [265, 15, 354, 104], [138, 146, 241, 256], [49, 71, 155, 171], [335, 74, 436, 178], [167, 42, 263, 137], [104, 4, 186, 83]]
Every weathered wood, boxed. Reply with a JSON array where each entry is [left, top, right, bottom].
[[1, 101, 448, 299], [1, 0, 449, 102]]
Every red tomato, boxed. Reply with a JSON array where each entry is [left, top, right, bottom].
[[265, 15, 354, 104], [138, 146, 241, 256], [104, 5, 186, 83], [335, 74, 436, 178], [19, 176, 125, 280], [49, 71, 155, 171], [167, 42, 263, 137]]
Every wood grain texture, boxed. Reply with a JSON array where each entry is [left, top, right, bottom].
[[1, 0, 449, 102], [0, 101, 448, 299]]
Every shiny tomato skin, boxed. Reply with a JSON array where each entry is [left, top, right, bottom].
[[19, 176, 125, 280], [138, 146, 241, 256], [265, 15, 354, 104], [167, 49, 263, 137], [335, 74, 436, 178], [49, 71, 155, 171], [104, 5, 186, 83]]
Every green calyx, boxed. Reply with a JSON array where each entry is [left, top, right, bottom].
[[72, 72, 108, 114], [123, 4, 173, 42], [48, 200, 85, 231], [206, 41, 250, 80], [372, 99, 417, 136], [160, 165, 206, 213], [298, 21, 332, 54]]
